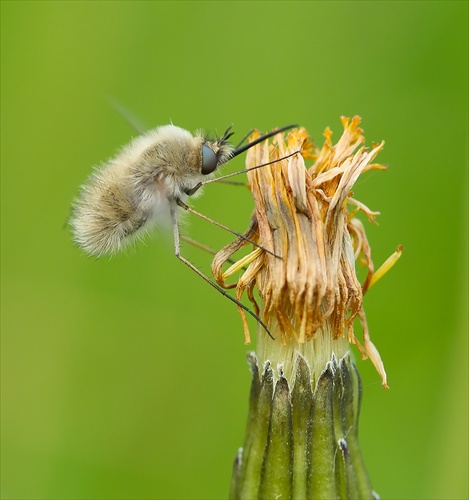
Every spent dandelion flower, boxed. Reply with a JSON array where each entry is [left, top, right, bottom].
[[212, 116, 401, 499]]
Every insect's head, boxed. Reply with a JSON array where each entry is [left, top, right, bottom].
[[183, 124, 299, 198], [199, 125, 235, 175], [197, 123, 299, 178]]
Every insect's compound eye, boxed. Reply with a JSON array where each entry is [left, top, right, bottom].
[[201, 144, 218, 175]]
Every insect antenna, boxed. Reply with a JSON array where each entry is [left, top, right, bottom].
[[234, 129, 256, 149], [185, 125, 299, 199], [219, 125, 235, 143]]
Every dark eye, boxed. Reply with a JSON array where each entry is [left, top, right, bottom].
[[201, 145, 218, 175]]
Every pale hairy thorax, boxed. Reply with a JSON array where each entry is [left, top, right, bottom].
[[69, 122, 300, 342], [70, 125, 234, 256]]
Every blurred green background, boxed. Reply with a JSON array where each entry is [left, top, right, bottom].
[[1, 1, 467, 499]]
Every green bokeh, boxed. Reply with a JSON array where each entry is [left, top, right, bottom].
[[1, 1, 467, 499]]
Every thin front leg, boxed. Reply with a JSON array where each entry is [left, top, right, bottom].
[[181, 235, 244, 268], [176, 199, 278, 258], [170, 206, 274, 341], [186, 150, 300, 196]]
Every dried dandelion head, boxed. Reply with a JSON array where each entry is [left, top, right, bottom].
[[212, 116, 401, 388]]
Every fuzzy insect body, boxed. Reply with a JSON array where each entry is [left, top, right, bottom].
[[70, 122, 297, 339], [71, 125, 234, 256]]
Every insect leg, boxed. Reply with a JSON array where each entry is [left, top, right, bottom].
[[170, 206, 275, 341], [181, 235, 245, 268], [206, 150, 302, 187], [186, 150, 301, 197], [176, 199, 279, 259]]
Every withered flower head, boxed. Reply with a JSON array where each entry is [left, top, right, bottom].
[[212, 116, 401, 389]]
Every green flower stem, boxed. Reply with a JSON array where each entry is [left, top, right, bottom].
[[291, 357, 313, 498], [230, 353, 377, 499]]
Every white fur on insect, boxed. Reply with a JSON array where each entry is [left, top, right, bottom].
[[71, 122, 297, 339], [71, 125, 234, 256]]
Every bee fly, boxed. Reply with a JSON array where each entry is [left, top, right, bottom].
[[70, 123, 298, 339]]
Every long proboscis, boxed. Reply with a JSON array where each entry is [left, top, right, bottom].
[[186, 126, 301, 196], [227, 123, 298, 161], [201, 150, 301, 188]]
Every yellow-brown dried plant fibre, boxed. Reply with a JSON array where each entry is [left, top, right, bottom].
[[212, 116, 401, 388]]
